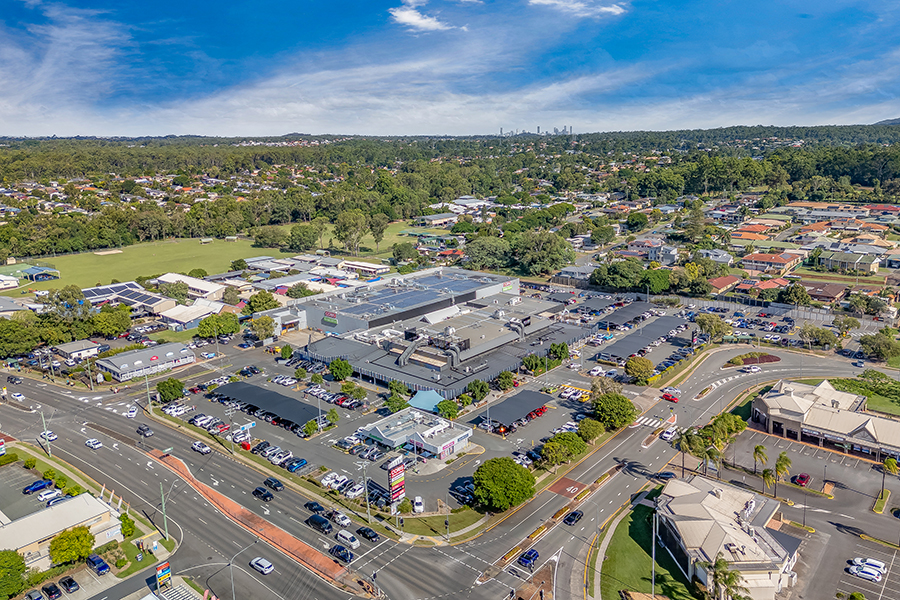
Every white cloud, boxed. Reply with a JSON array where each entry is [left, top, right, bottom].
[[528, 0, 627, 18], [389, 6, 454, 31]]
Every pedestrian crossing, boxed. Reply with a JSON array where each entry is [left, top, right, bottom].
[[633, 415, 687, 432]]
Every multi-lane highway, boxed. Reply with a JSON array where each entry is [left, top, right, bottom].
[[0, 346, 867, 600]]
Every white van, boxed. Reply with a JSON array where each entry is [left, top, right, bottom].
[[589, 366, 604, 376], [39, 489, 62, 502], [336, 530, 360, 549]]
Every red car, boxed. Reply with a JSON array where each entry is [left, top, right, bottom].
[[662, 393, 679, 403], [794, 473, 810, 487]]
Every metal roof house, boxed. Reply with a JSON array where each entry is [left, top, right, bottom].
[[95, 343, 195, 382]]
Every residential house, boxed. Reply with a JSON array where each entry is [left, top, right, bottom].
[[740, 253, 803, 276], [627, 238, 664, 256], [735, 277, 790, 295], [648, 245, 679, 266], [697, 249, 734, 266], [156, 273, 225, 301], [817, 251, 880, 273], [415, 213, 459, 227], [555, 265, 596, 281], [707, 275, 741, 293], [0, 274, 17, 290], [802, 282, 848, 303], [884, 249, 900, 269], [730, 231, 770, 241]]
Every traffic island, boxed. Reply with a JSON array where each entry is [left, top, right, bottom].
[[513, 563, 554, 600]]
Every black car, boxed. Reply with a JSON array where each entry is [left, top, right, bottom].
[[305, 501, 324, 514], [655, 471, 677, 480], [58, 577, 79, 593], [252, 487, 274, 502], [329, 544, 353, 564], [251, 441, 270, 454], [42, 583, 62, 600], [7, 376, 22, 384], [264, 477, 284, 492], [563, 510, 584, 526], [137, 424, 153, 437], [356, 527, 380, 542]]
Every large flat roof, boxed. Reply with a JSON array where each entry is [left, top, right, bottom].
[[482, 390, 551, 426], [596, 301, 657, 327], [215, 381, 320, 426], [0, 494, 115, 550], [96, 343, 194, 370]]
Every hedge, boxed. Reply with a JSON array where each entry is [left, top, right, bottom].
[[0, 452, 18, 466]]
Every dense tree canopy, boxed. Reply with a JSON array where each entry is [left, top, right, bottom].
[[472, 457, 536, 511]]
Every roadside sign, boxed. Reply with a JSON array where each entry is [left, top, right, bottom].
[[156, 561, 171, 587], [239, 421, 256, 432]]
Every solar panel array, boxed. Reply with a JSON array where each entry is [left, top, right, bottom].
[[82, 282, 143, 302], [116, 288, 168, 308]]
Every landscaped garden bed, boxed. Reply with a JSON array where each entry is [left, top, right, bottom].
[[723, 352, 781, 368]]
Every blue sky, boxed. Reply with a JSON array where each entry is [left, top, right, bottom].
[[3, 0, 900, 136]]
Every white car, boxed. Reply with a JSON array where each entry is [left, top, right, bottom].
[[85, 438, 102, 450], [250, 557, 274, 575], [413, 496, 424, 513], [345, 483, 365, 499], [744, 365, 761, 373], [660, 427, 677, 442], [660, 387, 681, 396], [332, 512, 352, 527], [589, 366, 604, 376], [40, 431, 58, 442], [191, 441, 212, 455], [852, 557, 887, 574], [125, 406, 138, 418], [11, 392, 25, 401], [321, 472, 339, 487], [849, 565, 882, 582], [329, 475, 348, 489]]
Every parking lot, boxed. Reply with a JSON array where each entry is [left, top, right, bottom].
[[0, 461, 53, 521], [837, 542, 899, 600]]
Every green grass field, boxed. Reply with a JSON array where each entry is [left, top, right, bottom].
[[599, 503, 698, 600], [2, 220, 451, 296]]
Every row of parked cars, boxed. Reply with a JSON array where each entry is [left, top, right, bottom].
[[305, 385, 366, 410], [250, 440, 309, 472], [283, 357, 327, 373]]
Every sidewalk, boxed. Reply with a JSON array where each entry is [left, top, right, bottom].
[[594, 490, 650, 598]]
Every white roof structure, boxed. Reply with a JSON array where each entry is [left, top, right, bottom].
[[159, 304, 216, 324], [157, 273, 226, 298], [0, 493, 118, 550]]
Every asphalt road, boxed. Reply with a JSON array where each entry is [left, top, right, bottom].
[[0, 345, 882, 600]]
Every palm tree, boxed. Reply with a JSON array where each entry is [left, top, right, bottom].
[[762, 468, 775, 496], [881, 457, 898, 499], [700, 445, 722, 478], [697, 552, 750, 600], [674, 429, 696, 478], [752, 444, 768, 475], [774, 451, 791, 498]]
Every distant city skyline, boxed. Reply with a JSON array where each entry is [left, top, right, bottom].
[[3, 1, 900, 136]]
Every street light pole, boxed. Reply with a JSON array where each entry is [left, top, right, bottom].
[[40, 410, 51, 457], [230, 539, 258, 600], [145, 372, 153, 416], [159, 483, 169, 541]]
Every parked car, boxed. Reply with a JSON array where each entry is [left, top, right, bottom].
[[58, 577, 79, 593], [23, 480, 53, 495], [41, 583, 62, 600], [793, 473, 810, 487], [86, 554, 109, 575]]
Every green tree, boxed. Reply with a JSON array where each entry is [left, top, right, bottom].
[[697, 552, 750, 600], [458, 393, 473, 406], [464, 236, 511, 270], [230, 259, 248, 271], [591, 225, 616, 246], [118, 514, 136, 538], [467, 380, 489, 402], [249, 316, 275, 340], [49, 525, 95, 564], [0, 549, 26, 600], [187, 268, 208, 279], [222, 286, 240, 305], [472, 457, 536, 511], [497, 371, 514, 391], [159, 281, 189, 303], [156, 378, 184, 403], [684, 201, 706, 243], [436, 399, 460, 419], [294, 367, 307, 380], [351, 386, 367, 401], [848, 592, 867, 600], [762, 468, 775, 495], [513, 231, 575, 275], [333, 209, 369, 255], [385, 393, 410, 413], [392, 242, 418, 263], [774, 451, 791, 497], [577, 418, 604, 443], [326, 408, 339, 425], [860, 332, 900, 361], [304, 420, 318, 436], [397, 497, 414, 514], [549, 342, 569, 362], [329, 358, 352, 381], [281, 344, 293, 359], [626, 212, 649, 231], [695, 313, 730, 341], [368, 213, 390, 252], [92, 304, 132, 337], [624, 356, 655, 384], [286, 283, 317, 298], [640, 269, 671, 294], [551, 431, 586, 456], [881, 457, 899, 498], [850, 294, 869, 316], [252, 226, 288, 248], [197, 313, 240, 338], [540, 441, 570, 471], [591, 392, 637, 430], [243, 291, 279, 315], [311, 373, 324, 385], [289, 223, 319, 251], [753, 444, 768, 475], [674, 429, 696, 478], [833, 315, 861, 337], [389, 380, 410, 397], [778, 283, 811, 306]]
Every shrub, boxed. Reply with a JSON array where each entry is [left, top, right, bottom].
[[119, 514, 136, 538], [729, 357, 743, 365], [64, 484, 84, 497], [42, 468, 57, 481], [115, 558, 127, 568], [0, 452, 18, 466], [24, 457, 36, 470], [55, 476, 68, 490], [95, 540, 119, 554]]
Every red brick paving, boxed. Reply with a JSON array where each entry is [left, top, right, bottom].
[[548, 477, 585, 498], [148, 450, 359, 592]]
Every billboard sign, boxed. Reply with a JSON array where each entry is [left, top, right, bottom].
[[156, 561, 171, 587], [388, 463, 405, 502]]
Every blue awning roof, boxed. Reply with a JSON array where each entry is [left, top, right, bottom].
[[409, 389, 443, 413]]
